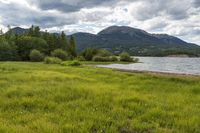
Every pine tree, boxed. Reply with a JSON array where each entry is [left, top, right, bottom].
[[46, 34, 56, 54], [34, 26, 41, 37], [27, 25, 41, 37], [5, 25, 12, 40], [60, 31, 68, 51], [0, 29, 3, 35], [69, 35, 76, 57], [27, 25, 34, 36]]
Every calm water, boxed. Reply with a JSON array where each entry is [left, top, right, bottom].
[[97, 57, 200, 75]]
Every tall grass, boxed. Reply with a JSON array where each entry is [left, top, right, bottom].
[[0, 62, 199, 132]]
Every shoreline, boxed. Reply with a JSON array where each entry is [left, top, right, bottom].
[[94, 66, 200, 77]]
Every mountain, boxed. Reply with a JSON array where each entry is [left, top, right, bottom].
[[9, 26, 200, 56], [10, 27, 27, 34], [70, 26, 200, 56]]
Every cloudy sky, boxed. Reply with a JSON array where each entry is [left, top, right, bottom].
[[0, 0, 200, 44]]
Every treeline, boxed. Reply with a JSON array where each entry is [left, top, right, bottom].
[[0, 25, 76, 61], [0, 25, 138, 63]]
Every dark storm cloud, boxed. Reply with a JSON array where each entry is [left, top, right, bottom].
[[27, 0, 119, 12], [131, 0, 191, 21], [193, 0, 200, 7], [0, 1, 78, 28]]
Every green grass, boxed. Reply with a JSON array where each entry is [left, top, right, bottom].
[[0, 62, 200, 133]]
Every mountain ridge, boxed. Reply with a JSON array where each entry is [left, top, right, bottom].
[[9, 26, 200, 56]]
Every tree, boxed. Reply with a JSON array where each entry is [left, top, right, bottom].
[[27, 25, 34, 36], [60, 31, 68, 50], [0, 29, 3, 35], [0, 37, 19, 61], [17, 36, 48, 60], [27, 25, 41, 37], [68, 35, 76, 57], [34, 26, 41, 37], [5, 25, 13, 40], [29, 49, 44, 62], [42, 31, 53, 54]]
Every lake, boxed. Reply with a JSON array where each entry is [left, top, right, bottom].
[[97, 57, 200, 75]]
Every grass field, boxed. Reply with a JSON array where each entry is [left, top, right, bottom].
[[0, 62, 200, 133]]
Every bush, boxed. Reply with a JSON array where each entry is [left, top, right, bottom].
[[44, 57, 62, 64], [96, 49, 113, 57], [92, 56, 110, 62], [92, 56, 118, 62], [61, 60, 81, 66], [119, 52, 133, 62], [68, 60, 81, 66], [133, 58, 139, 63], [51, 49, 68, 61], [110, 56, 118, 62], [81, 48, 114, 61], [29, 49, 44, 62], [76, 56, 86, 61], [81, 48, 98, 61]]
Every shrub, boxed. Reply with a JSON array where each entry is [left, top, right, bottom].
[[81, 48, 115, 61], [96, 49, 113, 57], [44, 57, 62, 64], [119, 52, 133, 62], [92, 56, 110, 62], [61, 60, 81, 66], [68, 60, 81, 66], [81, 48, 98, 61], [51, 49, 68, 61], [29, 49, 44, 62], [110, 56, 118, 62], [133, 58, 139, 63], [76, 56, 86, 61], [92, 56, 118, 62]]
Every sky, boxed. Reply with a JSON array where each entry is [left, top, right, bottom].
[[0, 0, 200, 44]]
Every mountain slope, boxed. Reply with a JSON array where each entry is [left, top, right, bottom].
[[10, 27, 27, 34], [71, 26, 200, 56]]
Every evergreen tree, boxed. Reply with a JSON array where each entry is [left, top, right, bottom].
[[42, 30, 48, 41], [46, 34, 57, 54], [27, 25, 41, 37], [0, 36, 19, 61], [17, 36, 48, 60], [5, 25, 12, 40], [69, 35, 76, 57], [34, 26, 41, 37], [27, 25, 34, 36], [0, 29, 3, 35], [60, 31, 68, 50]]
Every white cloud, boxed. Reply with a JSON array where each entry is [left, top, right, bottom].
[[0, 0, 200, 44]]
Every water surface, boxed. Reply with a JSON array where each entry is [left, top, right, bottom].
[[97, 57, 200, 75]]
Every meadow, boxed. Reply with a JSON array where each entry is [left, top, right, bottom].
[[0, 62, 200, 133]]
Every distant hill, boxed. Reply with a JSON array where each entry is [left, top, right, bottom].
[[10, 27, 28, 34], [70, 26, 200, 56], [10, 26, 200, 56]]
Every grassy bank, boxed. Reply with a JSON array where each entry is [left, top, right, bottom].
[[0, 62, 200, 133]]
